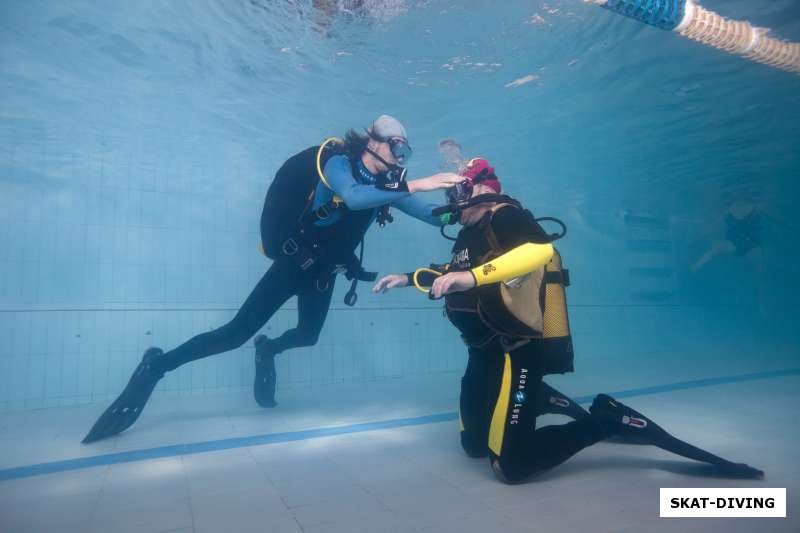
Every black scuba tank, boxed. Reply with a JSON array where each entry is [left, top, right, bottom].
[[260, 144, 340, 259]]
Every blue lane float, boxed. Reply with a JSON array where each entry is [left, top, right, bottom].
[[602, 0, 686, 31], [584, 0, 800, 73]]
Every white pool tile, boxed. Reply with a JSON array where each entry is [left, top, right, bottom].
[[0, 375, 797, 533]]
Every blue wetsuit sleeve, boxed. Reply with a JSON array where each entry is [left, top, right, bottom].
[[324, 156, 411, 210], [391, 194, 444, 226]]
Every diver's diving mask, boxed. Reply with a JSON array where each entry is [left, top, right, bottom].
[[368, 132, 412, 165], [445, 167, 492, 204], [446, 180, 473, 204], [385, 136, 412, 164]]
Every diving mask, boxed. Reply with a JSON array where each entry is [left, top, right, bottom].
[[444, 167, 492, 203], [386, 137, 412, 164], [445, 180, 473, 204], [368, 131, 412, 165], [376, 137, 414, 165]]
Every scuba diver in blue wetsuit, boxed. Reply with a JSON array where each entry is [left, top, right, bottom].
[[82, 115, 462, 443]]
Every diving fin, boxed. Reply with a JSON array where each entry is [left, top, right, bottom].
[[590, 394, 764, 479], [536, 381, 589, 420], [81, 347, 165, 444], [254, 335, 278, 408]]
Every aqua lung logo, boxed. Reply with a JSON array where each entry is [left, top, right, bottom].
[[358, 166, 375, 183], [452, 248, 470, 269], [510, 367, 528, 425]]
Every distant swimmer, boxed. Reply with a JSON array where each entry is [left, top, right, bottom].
[[692, 200, 764, 271]]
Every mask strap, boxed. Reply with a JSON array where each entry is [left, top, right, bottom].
[[470, 168, 493, 184], [365, 147, 402, 171]]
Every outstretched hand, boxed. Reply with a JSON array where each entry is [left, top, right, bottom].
[[408, 172, 463, 193], [429, 271, 476, 299], [372, 274, 409, 294]]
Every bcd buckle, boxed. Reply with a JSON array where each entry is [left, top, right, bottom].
[[315, 203, 333, 220], [282, 238, 299, 256]]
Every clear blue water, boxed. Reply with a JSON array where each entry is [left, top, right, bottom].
[[0, 0, 798, 412]]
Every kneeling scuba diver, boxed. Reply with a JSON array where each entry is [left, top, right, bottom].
[[82, 115, 463, 443], [373, 157, 763, 482]]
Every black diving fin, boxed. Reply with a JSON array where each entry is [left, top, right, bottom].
[[590, 394, 764, 479], [81, 347, 165, 444], [253, 335, 278, 408]]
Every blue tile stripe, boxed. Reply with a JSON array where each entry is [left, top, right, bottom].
[[1, 368, 798, 482]]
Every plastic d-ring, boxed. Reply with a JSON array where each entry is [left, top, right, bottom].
[[344, 290, 358, 307]]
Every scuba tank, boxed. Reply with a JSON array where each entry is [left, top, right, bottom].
[[259, 138, 383, 305], [260, 139, 343, 259]]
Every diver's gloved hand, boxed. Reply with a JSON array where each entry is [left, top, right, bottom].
[[375, 171, 409, 192]]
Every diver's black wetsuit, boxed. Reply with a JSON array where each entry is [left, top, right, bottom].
[[158, 259, 336, 372], [443, 204, 605, 483], [82, 143, 441, 443], [154, 150, 377, 373], [154, 141, 442, 372]]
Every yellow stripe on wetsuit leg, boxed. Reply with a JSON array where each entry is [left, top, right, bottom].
[[471, 242, 554, 287], [488, 353, 512, 456]]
